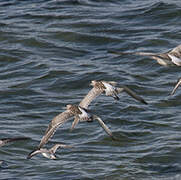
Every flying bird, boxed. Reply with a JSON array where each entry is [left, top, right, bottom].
[[30, 80, 146, 153], [37, 104, 91, 149], [27, 144, 73, 159], [70, 80, 147, 135], [37, 104, 116, 150], [0, 137, 30, 147], [108, 44, 181, 66], [79, 80, 147, 110], [171, 78, 181, 95]]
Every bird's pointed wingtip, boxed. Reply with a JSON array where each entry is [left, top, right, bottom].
[[114, 96, 120, 101], [111, 136, 119, 141], [170, 91, 175, 96], [142, 99, 148, 105], [69, 127, 74, 133], [27, 148, 39, 159]]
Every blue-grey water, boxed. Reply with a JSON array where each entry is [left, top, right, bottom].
[[0, 0, 181, 179]]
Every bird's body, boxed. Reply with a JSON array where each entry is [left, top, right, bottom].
[[77, 106, 93, 122], [109, 44, 181, 66], [101, 81, 119, 100], [27, 144, 73, 159]]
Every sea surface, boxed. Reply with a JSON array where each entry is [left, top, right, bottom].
[[0, 0, 181, 179]]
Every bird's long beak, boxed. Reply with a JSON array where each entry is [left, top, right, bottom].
[[171, 79, 181, 95]]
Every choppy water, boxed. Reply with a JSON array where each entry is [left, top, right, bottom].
[[1, 0, 181, 179]]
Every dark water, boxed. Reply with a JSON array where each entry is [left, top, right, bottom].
[[1, 0, 181, 179]]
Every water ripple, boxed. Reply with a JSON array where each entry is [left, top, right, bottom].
[[0, 0, 181, 179]]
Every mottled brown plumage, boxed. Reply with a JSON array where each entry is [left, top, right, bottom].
[[38, 109, 74, 149], [37, 104, 89, 149], [79, 80, 147, 110]]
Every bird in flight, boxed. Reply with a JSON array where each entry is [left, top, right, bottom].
[[37, 103, 116, 151], [36, 104, 93, 149], [27, 144, 73, 159], [79, 80, 147, 110], [108, 44, 181, 66], [28, 80, 147, 156], [70, 80, 147, 133]]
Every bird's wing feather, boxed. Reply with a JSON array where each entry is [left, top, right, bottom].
[[50, 144, 73, 153], [108, 50, 171, 61], [108, 50, 157, 57], [171, 79, 181, 95], [38, 110, 73, 148], [79, 87, 103, 109], [170, 44, 181, 55], [0, 137, 30, 147], [70, 116, 80, 132], [27, 149, 42, 159], [107, 81, 117, 86], [117, 86, 148, 105], [92, 115, 116, 140]]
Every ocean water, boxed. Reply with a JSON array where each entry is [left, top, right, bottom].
[[0, 0, 181, 179]]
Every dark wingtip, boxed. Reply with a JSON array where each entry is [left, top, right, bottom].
[[107, 50, 116, 54], [2, 137, 31, 141], [111, 135, 119, 141], [69, 128, 74, 133], [107, 50, 127, 56], [19, 137, 31, 141], [113, 95, 120, 101], [27, 149, 38, 159], [26, 155, 31, 160], [141, 99, 148, 105]]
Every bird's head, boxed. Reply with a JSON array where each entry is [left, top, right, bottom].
[[90, 80, 97, 87], [66, 104, 73, 110]]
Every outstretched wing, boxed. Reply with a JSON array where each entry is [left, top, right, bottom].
[[93, 115, 116, 140], [107, 81, 117, 86], [169, 44, 181, 55], [0, 137, 30, 147], [79, 87, 103, 109], [171, 78, 181, 95], [117, 86, 148, 105], [70, 116, 80, 132], [50, 144, 73, 154], [168, 45, 181, 66], [108, 50, 171, 63], [27, 149, 43, 159], [108, 50, 158, 57], [38, 110, 73, 149]]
